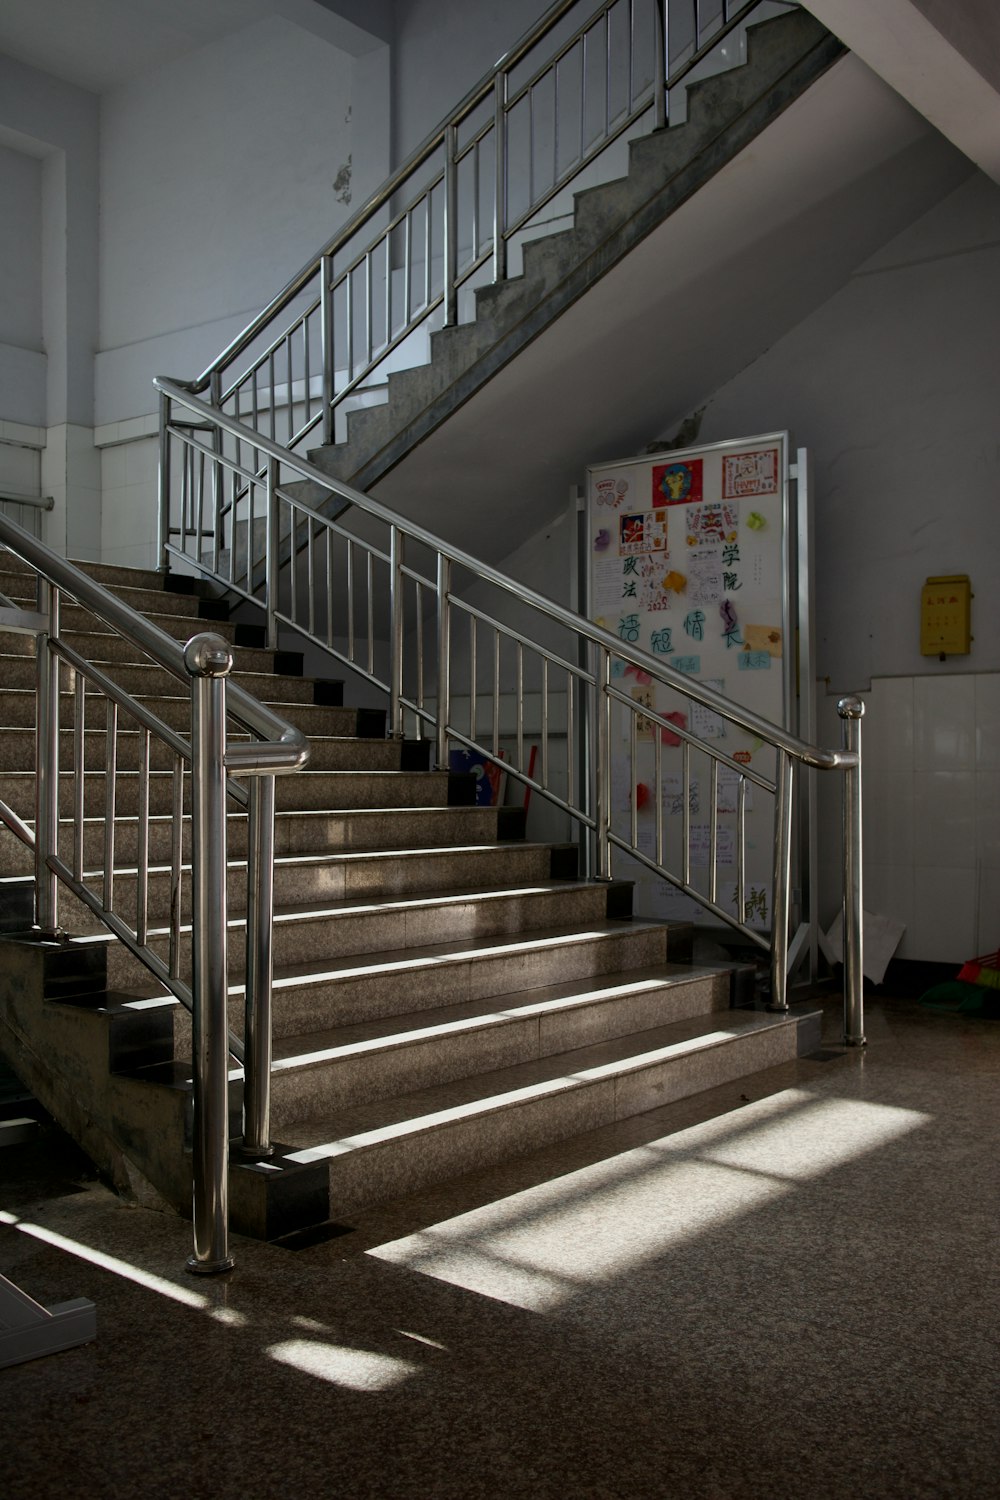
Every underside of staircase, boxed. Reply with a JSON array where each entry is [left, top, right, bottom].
[[0, 557, 819, 1241], [303, 8, 844, 510]]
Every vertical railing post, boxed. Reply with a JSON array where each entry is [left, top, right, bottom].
[[769, 753, 795, 1011], [389, 526, 405, 739], [265, 458, 279, 651], [184, 633, 235, 1275], [436, 554, 451, 769], [243, 775, 275, 1158], [839, 696, 866, 1047], [653, 0, 667, 130], [34, 580, 59, 934], [157, 389, 171, 574], [209, 372, 223, 578], [492, 73, 508, 285], [443, 123, 459, 327], [320, 253, 334, 446], [595, 645, 612, 880]]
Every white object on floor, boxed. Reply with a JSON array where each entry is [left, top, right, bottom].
[[822, 909, 906, 986]]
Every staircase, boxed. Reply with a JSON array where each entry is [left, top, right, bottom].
[[0, 552, 817, 1241], [303, 8, 843, 507]]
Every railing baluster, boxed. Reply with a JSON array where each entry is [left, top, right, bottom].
[[682, 738, 691, 887], [596, 646, 611, 879], [366, 550, 375, 676], [104, 700, 118, 913], [444, 123, 458, 326], [389, 527, 404, 739], [654, 718, 663, 865], [136, 727, 150, 946], [325, 523, 334, 648], [709, 755, 719, 904], [839, 696, 866, 1047], [73, 673, 86, 882], [737, 773, 747, 921], [541, 657, 549, 792], [307, 517, 316, 638], [347, 541, 355, 664], [566, 669, 575, 809], [265, 460, 278, 649], [321, 253, 334, 445], [470, 614, 477, 739], [493, 72, 507, 282], [516, 642, 524, 771], [169, 754, 184, 980], [654, 0, 667, 129], [492, 628, 501, 757], [769, 753, 794, 1012], [244, 776, 275, 1158], [436, 554, 452, 769], [185, 635, 234, 1275]]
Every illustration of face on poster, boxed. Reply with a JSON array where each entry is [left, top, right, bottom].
[[652, 459, 703, 506]]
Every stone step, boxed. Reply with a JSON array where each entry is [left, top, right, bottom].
[[0, 767, 456, 819], [0, 687, 376, 740], [0, 552, 204, 596], [0, 629, 299, 678], [125, 879, 616, 980], [0, 726, 409, 774], [0, 804, 520, 879], [0, 653, 342, 704], [0, 569, 226, 621], [264, 964, 732, 1124], [272, 1007, 807, 1217], [54, 839, 571, 925]]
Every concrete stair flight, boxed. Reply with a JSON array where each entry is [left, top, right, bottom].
[[301, 9, 843, 503], [0, 555, 817, 1240]]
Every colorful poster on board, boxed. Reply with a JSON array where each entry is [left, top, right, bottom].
[[587, 434, 792, 931]]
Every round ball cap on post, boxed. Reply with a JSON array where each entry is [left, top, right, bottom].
[[184, 633, 234, 678], [837, 695, 865, 720]]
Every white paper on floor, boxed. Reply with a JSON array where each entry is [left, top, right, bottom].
[[822, 908, 905, 985]]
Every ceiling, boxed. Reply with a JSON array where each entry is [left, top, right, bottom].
[[370, 53, 973, 563], [0, 0, 278, 93]]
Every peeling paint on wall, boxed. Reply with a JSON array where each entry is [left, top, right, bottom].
[[334, 156, 352, 206]]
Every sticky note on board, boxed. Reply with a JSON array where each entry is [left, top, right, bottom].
[[744, 624, 783, 657]]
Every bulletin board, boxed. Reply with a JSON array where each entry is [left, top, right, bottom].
[[587, 432, 807, 933]]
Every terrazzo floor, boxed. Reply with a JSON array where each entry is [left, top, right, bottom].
[[2, 991, 998, 1499]]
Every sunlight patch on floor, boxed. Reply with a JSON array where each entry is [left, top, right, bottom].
[[366, 1090, 930, 1313], [267, 1337, 419, 1390]]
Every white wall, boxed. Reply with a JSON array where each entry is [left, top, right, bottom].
[[663, 170, 1000, 691], [96, 16, 357, 425], [0, 143, 42, 351], [390, 0, 545, 166], [647, 168, 1000, 962]]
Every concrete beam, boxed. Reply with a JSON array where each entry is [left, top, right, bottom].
[[272, 0, 392, 56], [805, 0, 1000, 184]]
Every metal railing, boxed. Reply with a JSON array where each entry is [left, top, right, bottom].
[[0, 492, 54, 544], [157, 378, 865, 1048], [164, 0, 790, 487], [0, 517, 309, 1274]]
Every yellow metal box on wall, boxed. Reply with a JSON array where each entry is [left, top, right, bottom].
[[920, 574, 971, 656]]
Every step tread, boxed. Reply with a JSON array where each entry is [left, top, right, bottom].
[[276, 1008, 794, 1159], [270, 963, 729, 1069], [259, 918, 665, 995]]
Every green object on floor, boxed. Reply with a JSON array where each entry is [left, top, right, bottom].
[[920, 980, 1000, 1019]]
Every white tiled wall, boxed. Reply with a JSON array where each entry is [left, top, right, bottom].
[[97, 419, 159, 571], [818, 674, 1000, 964]]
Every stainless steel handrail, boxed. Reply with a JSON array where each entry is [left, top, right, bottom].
[[0, 514, 310, 1274], [171, 0, 784, 475], [184, 0, 587, 394], [157, 379, 849, 775], [156, 377, 865, 1049]]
